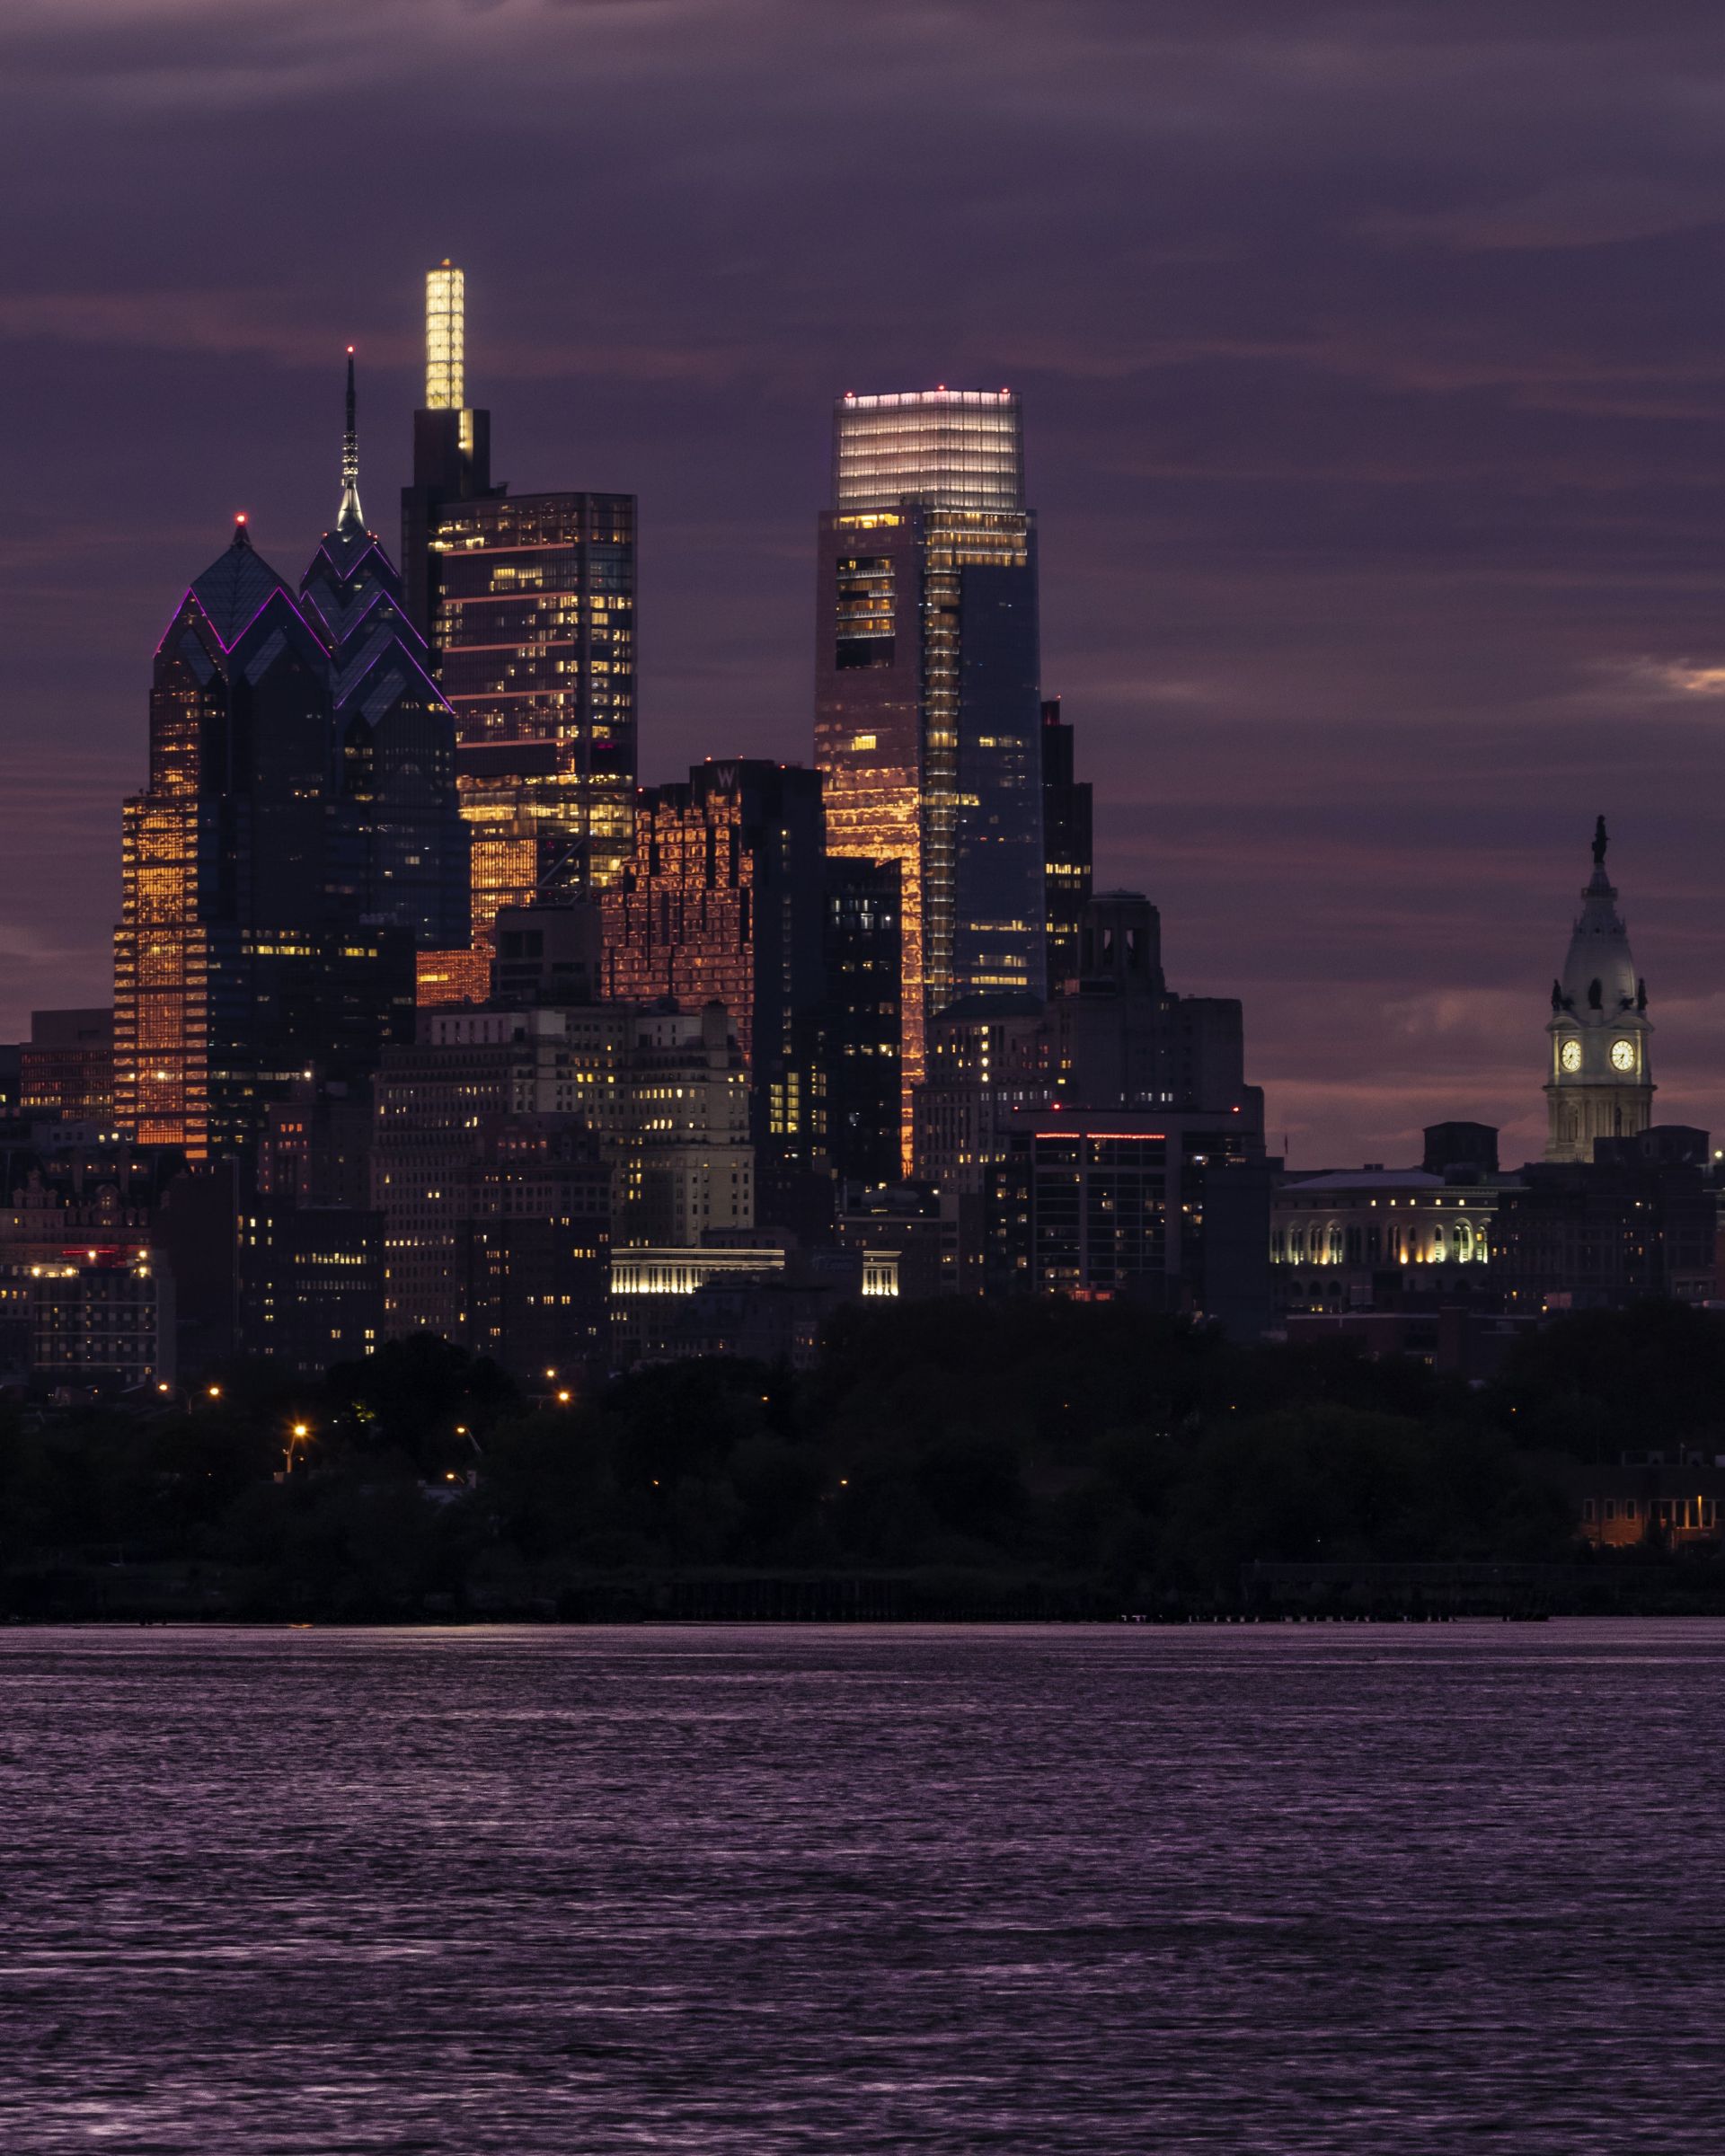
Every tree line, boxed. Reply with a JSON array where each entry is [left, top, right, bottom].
[[3, 1301, 1723, 1619]]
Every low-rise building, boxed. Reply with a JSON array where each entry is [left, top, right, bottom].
[[986, 1109, 1273, 1335]]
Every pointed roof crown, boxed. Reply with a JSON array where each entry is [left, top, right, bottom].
[[189, 517, 293, 644], [1557, 815, 1642, 1017], [337, 348, 366, 539]]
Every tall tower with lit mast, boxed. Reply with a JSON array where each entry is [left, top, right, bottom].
[[401, 261, 638, 938]]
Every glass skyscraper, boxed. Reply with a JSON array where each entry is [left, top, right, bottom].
[[815, 389, 1045, 1165], [402, 264, 638, 912], [114, 518, 416, 1159]]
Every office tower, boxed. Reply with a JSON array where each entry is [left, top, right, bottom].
[[1039, 697, 1092, 990], [401, 263, 499, 640], [987, 1111, 1273, 1337], [20, 1010, 116, 1126], [601, 760, 829, 1226], [237, 1202, 384, 1374], [372, 1002, 750, 1341], [401, 262, 639, 903], [816, 388, 1045, 1163], [114, 518, 414, 1160], [467, 1121, 613, 1379], [301, 353, 470, 949], [915, 891, 1263, 1196], [1544, 817, 1653, 1162], [824, 860, 902, 1191]]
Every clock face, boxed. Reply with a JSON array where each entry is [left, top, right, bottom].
[[1611, 1038, 1636, 1073], [1560, 1039, 1582, 1073]]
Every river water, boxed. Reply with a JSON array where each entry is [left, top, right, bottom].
[[1, 1621, 1721, 2152]]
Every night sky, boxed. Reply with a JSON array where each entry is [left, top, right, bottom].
[[4, 1, 1720, 1166]]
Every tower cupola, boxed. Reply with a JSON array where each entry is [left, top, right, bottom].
[[1544, 817, 1653, 1162]]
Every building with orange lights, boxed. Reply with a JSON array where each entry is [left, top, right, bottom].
[[400, 263, 638, 906], [816, 389, 1046, 1162], [113, 516, 417, 1161], [602, 760, 832, 1228]]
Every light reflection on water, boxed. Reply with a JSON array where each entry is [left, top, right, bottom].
[[2, 1621, 1721, 2152]]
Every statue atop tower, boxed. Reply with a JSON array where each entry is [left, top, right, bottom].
[[1544, 817, 1653, 1162]]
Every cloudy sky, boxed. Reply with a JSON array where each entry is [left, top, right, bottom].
[[3, 0, 1720, 1164]]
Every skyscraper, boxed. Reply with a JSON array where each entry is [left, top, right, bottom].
[[300, 353, 469, 950], [601, 759, 830, 1227], [401, 262, 639, 906], [114, 517, 413, 1159], [1039, 695, 1092, 991], [815, 388, 1045, 1163], [1544, 817, 1653, 1162]]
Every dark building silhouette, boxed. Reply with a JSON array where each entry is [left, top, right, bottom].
[[1039, 696, 1092, 991], [987, 1112, 1272, 1337], [1422, 1121, 1500, 1178], [916, 890, 1262, 1195], [1494, 1126, 1717, 1311], [824, 859, 902, 1192]]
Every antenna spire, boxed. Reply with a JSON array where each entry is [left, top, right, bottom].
[[337, 346, 365, 537]]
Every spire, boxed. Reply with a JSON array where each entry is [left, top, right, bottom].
[[337, 346, 366, 537], [233, 513, 252, 551]]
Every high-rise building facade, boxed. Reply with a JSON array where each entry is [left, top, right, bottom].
[[114, 352, 475, 1161], [20, 1010, 116, 1126], [987, 1111, 1273, 1337], [401, 264, 639, 907], [1544, 818, 1653, 1162], [301, 354, 470, 950], [816, 389, 1045, 1162], [114, 518, 415, 1159], [1039, 697, 1092, 991], [914, 891, 1263, 1197], [824, 859, 902, 1192], [601, 760, 829, 1225]]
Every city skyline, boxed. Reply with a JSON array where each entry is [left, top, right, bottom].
[[3, 3, 1720, 1170]]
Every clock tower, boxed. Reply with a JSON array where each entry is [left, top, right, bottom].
[[1544, 817, 1653, 1162]]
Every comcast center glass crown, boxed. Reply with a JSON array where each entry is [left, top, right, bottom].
[[425, 263, 465, 411], [835, 390, 1024, 514]]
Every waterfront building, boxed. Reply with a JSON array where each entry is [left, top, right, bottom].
[[1545, 817, 1653, 1162], [1568, 1454, 1725, 1550], [815, 387, 1045, 1160]]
